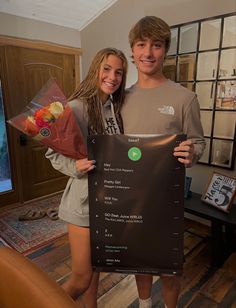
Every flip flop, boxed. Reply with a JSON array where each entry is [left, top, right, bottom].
[[18, 209, 46, 221], [46, 208, 59, 220]]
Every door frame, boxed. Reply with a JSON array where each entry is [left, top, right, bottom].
[[0, 48, 20, 206]]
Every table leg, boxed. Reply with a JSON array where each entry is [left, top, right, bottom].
[[225, 224, 236, 255], [211, 220, 224, 267]]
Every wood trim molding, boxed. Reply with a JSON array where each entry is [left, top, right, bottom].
[[0, 35, 82, 55], [74, 54, 81, 87]]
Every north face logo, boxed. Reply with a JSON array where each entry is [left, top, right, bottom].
[[158, 105, 175, 115]]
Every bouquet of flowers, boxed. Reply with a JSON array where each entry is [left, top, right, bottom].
[[8, 78, 87, 159]]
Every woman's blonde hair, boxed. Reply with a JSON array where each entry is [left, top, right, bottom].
[[69, 48, 128, 134], [129, 16, 171, 53]]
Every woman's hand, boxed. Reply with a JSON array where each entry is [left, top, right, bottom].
[[173, 139, 194, 166], [75, 158, 96, 173]]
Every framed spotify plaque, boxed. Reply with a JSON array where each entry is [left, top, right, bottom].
[[88, 134, 186, 275]]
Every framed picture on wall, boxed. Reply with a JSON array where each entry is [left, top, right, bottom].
[[201, 172, 236, 212]]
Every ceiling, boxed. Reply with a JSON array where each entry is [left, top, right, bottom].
[[0, 0, 118, 31]]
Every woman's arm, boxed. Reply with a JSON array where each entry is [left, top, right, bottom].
[[45, 148, 83, 178]]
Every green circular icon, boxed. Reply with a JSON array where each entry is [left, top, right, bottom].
[[128, 147, 142, 161]]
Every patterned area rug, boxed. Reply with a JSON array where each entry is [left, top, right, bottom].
[[0, 193, 67, 254]]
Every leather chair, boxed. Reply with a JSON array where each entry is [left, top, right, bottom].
[[0, 247, 78, 308]]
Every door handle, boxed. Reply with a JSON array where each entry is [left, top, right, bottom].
[[19, 134, 27, 146]]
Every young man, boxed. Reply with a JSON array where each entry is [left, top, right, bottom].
[[121, 16, 205, 308]]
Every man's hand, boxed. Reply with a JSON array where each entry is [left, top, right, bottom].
[[173, 139, 194, 166], [75, 158, 96, 173]]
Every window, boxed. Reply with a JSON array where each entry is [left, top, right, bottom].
[[165, 13, 236, 169]]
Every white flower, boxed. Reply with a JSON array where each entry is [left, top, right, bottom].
[[27, 115, 36, 124], [48, 101, 64, 119]]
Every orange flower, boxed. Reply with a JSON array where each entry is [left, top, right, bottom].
[[33, 106, 55, 128], [24, 118, 39, 136], [35, 107, 55, 123]]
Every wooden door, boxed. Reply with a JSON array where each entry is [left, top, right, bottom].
[[1, 45, 77, 204]]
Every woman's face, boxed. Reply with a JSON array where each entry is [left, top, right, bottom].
[[98, 54, 124, 103]]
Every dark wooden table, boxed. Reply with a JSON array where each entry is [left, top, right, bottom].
[[184, 192, 236, 267]]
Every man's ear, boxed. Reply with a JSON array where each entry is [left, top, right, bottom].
[[130, 47, 135, 63]]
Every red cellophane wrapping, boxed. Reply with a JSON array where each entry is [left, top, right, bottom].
[[8, 78, 87, 159]]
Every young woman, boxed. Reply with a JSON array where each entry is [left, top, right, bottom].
[[46, 48, 128, 307]]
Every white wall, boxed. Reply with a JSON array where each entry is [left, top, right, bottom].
[[0, 12, 81, 48], [81, 0, 236, 85], [81, 0, 236, 194]]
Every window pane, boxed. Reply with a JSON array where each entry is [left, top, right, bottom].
[[195, 82, 215, 109], [200, 110, 213, 137], [179, 23, 198, 53], [219, 48, 236, 79], [180, 82, 194, 91], [223, 15, 236, 48], [197, 51, 218, 80], [199, 19, 221, 50], [211, 139, 234, 167], [0, 80, 13, 193], [198, 138, 210, 163], [177, 54, 195, 81], [168, 28, 178, 55], [213, 111, 236, 138], [216, 81, 236, 109], [163, 56, 176, 81]]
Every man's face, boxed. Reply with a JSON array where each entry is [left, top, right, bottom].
[[132, 38, 166, 77]]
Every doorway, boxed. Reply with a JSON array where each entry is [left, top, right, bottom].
[[0, 40, 81, 206]]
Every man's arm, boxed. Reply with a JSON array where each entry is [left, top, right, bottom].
[[177, 95, 206, 167]]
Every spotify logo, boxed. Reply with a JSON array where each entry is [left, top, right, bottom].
[[128, 147, 142, 161]]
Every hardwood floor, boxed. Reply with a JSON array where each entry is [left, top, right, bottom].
[[2, 210, 236, 307]]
